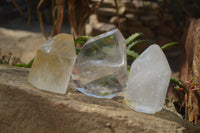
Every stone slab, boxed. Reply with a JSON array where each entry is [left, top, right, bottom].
[[0, 65, 197, 133]]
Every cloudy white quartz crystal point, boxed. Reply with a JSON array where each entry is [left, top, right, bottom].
[[125, 44, 171, 114], [28, 33, 76, 94]]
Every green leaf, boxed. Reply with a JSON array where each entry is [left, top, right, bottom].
[[127, 49, 139, 59], [170, 77, 184, 88], [14, 64, 26, 67], [127, 40, 149, 50], [14, 58, 34, 68], [126, 33, 144, 45], [74, 36, 92, 45], [161, 42, 179, 50], [25, 58, 34, 68]]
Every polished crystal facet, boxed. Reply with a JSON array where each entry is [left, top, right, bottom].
[[125, 44, 171, 114], [28, 33, 76, 94], [74, 29, 127, 98]]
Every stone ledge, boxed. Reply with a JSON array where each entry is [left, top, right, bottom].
[[0, 65, 197, 133]]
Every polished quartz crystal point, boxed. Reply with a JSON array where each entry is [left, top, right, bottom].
[[74, 29, 127, 98], [125, 44, 171, 114], [28, 33, 76, 94]]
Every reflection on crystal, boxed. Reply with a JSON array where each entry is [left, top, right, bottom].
[[74, 29, 127, 98], [125, 44, 171, 114], [28, 33, 76, 94]]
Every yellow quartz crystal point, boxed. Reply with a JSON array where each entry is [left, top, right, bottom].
[[28, 33, 76, 94]]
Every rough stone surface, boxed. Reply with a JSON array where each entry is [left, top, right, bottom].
[[96, 7, 116, 17], [89, 0, 181, 46], [0, 27, 46, 64], [0, 65, 197, 133], [86, 15, 116, 36], [110, 16, 126, 24], [122, 0, 135, 8]]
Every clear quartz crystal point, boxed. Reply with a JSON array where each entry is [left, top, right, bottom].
[[28, 33, 76, 94], [125, 44, 171, 114], [74, 29, 127, 98]]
